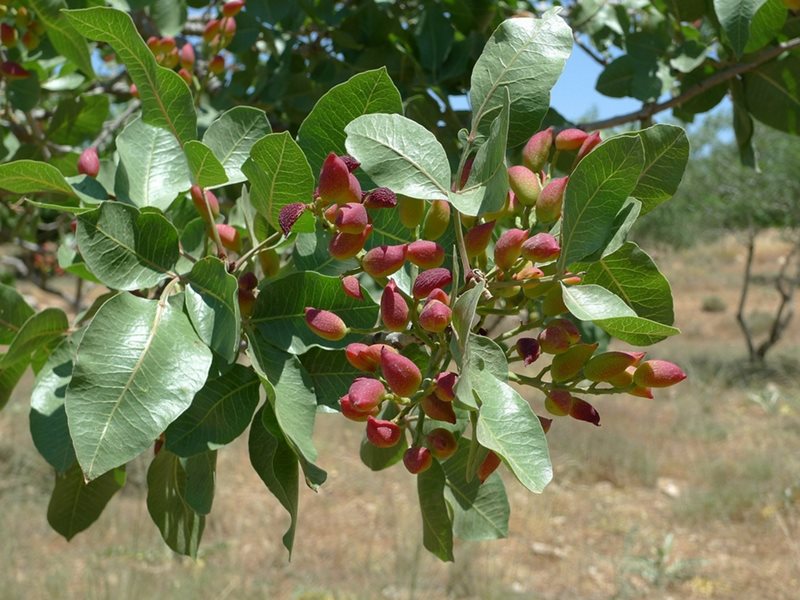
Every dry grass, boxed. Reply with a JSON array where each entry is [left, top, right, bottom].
[[2, 233, 800, 599]]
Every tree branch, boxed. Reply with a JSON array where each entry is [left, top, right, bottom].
[[573, 33, 607, 66], [578, 37, 800, 131]]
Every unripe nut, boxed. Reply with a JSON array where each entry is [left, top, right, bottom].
[[555, 128, 589, 151], [304, 307, 347, 341], [349, 377, 386, 413], [77, 147, 100, 178], [433, 371, 457, 402], [412, 268, 452, 299], [521, 233, 560, 263], [507, 165, 541, 207], [329, 225, 372, 259], [478, 451, 502, 483], [569, 397, 600, 426], [584, 351, 646, 382], [427, 428, 457, 460], [418, 299, 452, 333], [493, 228, 528, 271], [550, 342, 598, 382], [335, 202, 368, 234], [633, 360, 687, 388], [398, 196, 425, 229], [380, 281, 409, 331], [522, 128, 553, 173], [545, 390, 573, 416], [366, 416, 402, 448], [403, 447, 433, 474], [406, 240, 445, 268], [421, 394, 456, 423], [422, 200, 451, 239], [380, 348, 421, 397], [516, 337, 541, 366], [464, 221, 495, 258], [341, 275, 363, 301], [215, 223, 241, 252], [362, 244, 407, 278], [536, 176, 568, 224]]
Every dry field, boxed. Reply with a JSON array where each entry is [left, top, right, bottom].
[[2, 233, 799, 600]]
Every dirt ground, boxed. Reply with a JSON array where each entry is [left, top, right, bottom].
[[1, 233, 799, 600]]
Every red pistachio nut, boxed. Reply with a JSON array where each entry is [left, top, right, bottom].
[[403, 446, 433, 474], [180, 43, 195, 69], [412, 268, 452, 299], [406, 240, 445, 269], [209, 54, 225, 75], [536, 176, 568, 224], [584, 351, 646, 382], [569, 397, 600, 426], [380, 280, 409, 331], [539, 415, 553, 434], [576, 131, 601, 161], [77, 147, 100, 178], [215, 223, 241, 252], [538, 318, 580, 354], [418, 299, 452, 333], [362, 244, 407, 278], [329, 224, 372, 259], [340, 275, 363, 301], [421, 394, 456, 423], [335, 202, 368, 234], [319, 152, 362, 205], [633, 360, 687, 388], [426, 288, 450, 305], [339, 394, 377, 421], [238, 271, 258, 291], [493, 228, 529, 271], [555, 128, 589, 151], [427, 428, 457, 460], [550, 342, 599, 382], [339, 155, 360, 172], [464, 221, 495, 258], [478, 451, 502, 483], [238, 288, 255, 317], [433, 371, 457, 402], [521, 233, 560, 263], [507, 165, 542, 207], [191, 185, 220, 222], [363, 187, 398, 209], [522, 128, 553, 173], [222, 0, 245, 17], [516, 337, 542, 366], [380, 348, 421, 397], [345, 343, 373, 371], [304, 307, 347, 341], [349, 377, 387, 413], [366, 416, 402, 448], [278, 202, 307, 235], [545, 389, 573, 416]]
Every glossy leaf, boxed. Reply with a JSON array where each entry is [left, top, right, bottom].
[[345, 113, 452, 200], [203, 106, 272, 185], [115, 117, 192, 211], [0, 308, 68, 369], [561, 284, 680, 346], [165, 364, 260, 456], [76, 202, 179, 291], [47, 463, 125, 541], [184, 140, 228, 189], [443, 439, 509, 541], [576, 242, 674, 325], [475, 376, 552, 494], [293, 228, 359, 276], [299, 347, 361, 410], [417, 460, 454, 562], [743, 53, 800, 136], [184, 257, 241, 363], [0, 359, 28, 412], [66, 293, 213, 480], [714, 0, 768, 57], [297, 67, 403, 180], [64, 7, 197, 145], [29, 0, 95, 76], [559, 135, 645, 269], [633, 124, 690, 215], [249, 404, 300, 556], [30, 337, 78, 473], [250, 272, 379, 354], [469, 13, 572, 146], [0, 284, 34, 345], [242, 132, 315, 232], [182, 451, 216, 516], [0, 160, 77, 197], [146, 450, 205, 557]]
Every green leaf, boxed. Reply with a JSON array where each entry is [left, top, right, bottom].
[[247, 330, 319, 469], [48, 95, 109, 146], [450, 92, 510, 217], [184, 140, 228, 189], [0, 160, 77, 197], [250, 271, 379, 354], [115, 117, 192, 211], [714, 0, 768, 57], [443, 439, 509, 541], [66, 293, 213, 480], [293, 227, 359, 276], [182, 451, 216, 516], [743, 0, 787, 53], [731, 78, 759, 168], [345, 113, 452, 200], [29, 0, 95, 76], [0, 359, 28, 412], [149, 0, 188, 36], [30, 337, 78, 473], [416, 7, 455, 76], [76, 202, 179, 291], [417, 461, 454, 562], [475, 376, 552, 494], [297, 67, 403, 180], [146, 450, 205, 557], [203, 106, 272, 185], [47, 463, 125, 541], [561, 283, 680, 345], [454, 333, 508, 411], [469, 13, 572, 146], [299, 347, 361, 410], [242, 132, 315, 232], [559, 135, 645, 269], [184, 257, 241, 363], [64, 7, 196, 145], [451, 282, 485, 359], [0, 308, 68, 369], [249, 404, 300, 556], [632, 124, 690, 215], [743, 52, 800, 136], [596, 55, 636, 98], [8, 69, 40, 111], [576, 242, 674, 325], [0, 284, 34, 345], [165, 364, 260, 457]]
